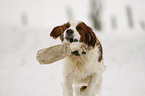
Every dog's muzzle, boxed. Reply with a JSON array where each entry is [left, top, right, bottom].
[[65, 29, 78, 43], [65, 36, 74, 43]]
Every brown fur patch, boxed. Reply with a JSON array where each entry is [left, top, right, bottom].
[[76, 22, 97, 47], [50, 22, 70, 40], [97, 39, 103, 62], [76, 22, 103, 62]]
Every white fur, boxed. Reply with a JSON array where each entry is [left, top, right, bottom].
[[62, 20, 106, 96]]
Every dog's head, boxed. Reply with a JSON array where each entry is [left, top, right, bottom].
[[50, 20, 97, 47]]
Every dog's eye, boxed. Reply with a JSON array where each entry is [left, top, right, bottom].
[[76, 26, 82, 30]]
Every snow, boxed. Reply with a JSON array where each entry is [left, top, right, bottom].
[[100, 32, 145, 96], [0, 24, 145, 96], [0, 25, 63, 96]]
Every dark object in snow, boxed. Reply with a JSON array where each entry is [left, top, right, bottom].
[[36, 44, 71, 64]]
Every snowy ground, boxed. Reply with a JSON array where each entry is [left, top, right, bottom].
[[0, 25, 145, 96]]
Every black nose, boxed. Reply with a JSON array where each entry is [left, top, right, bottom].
[[66, 29, 74, 36]]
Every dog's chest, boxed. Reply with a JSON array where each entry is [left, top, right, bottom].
[[64, 48, 102, 83], [68, 55, 96, 81]]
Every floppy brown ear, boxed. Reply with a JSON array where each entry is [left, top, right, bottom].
[[50, 22, 70, 39], [50, 26, 64, 39], [85, 26, 97, 47], [77, 22, 97, 47]]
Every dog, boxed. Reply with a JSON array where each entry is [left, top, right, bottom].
[[50, 20, 106, 96]]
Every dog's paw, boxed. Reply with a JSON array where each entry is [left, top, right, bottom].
[[71, 50, 80, 56], [70, 44, 87, 56], [70, 43, 87, 56], [69, 43, 83, 51], [81, 45, 87, 55]]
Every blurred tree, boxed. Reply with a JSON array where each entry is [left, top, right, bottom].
[[140, 21, 145, 31], [111, 16, 117, 29], [66, 6, 74, 20], [89, 0, 103, 31], [126, 5, 134, 28], [21, 13, 28, 26]]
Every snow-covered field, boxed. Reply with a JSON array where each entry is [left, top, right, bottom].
[[0, 24, 145, 96]]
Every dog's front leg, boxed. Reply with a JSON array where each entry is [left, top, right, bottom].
[[81, 74, 100, 96], [63, 72, 73, 96]]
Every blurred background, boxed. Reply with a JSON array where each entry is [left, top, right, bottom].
[[0, 0, 145, 96]]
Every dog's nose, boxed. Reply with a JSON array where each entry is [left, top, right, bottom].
[[66, 29, 74, 36]]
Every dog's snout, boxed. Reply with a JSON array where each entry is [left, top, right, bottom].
[[66, 29, 74, 36]]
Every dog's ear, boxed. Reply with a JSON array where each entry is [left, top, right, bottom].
[[84, 26, 97, 47], [50, 26, 64, 39], [77, 22, 97, 47], [50, 22, 70, 39]]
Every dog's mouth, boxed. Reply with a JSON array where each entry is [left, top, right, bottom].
[[65, 36, 78, 43], [65, 36, 73, 43]]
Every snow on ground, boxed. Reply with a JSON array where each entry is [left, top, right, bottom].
[[100, 31, 145, 96], [0, 25, 145, 96]]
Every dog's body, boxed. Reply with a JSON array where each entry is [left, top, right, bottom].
[[50, 20, 106, 96]]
